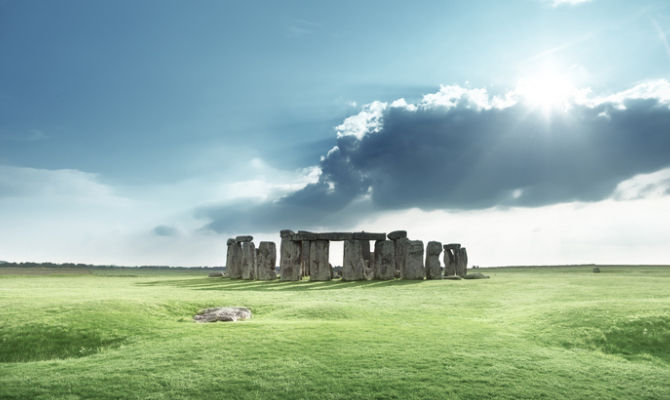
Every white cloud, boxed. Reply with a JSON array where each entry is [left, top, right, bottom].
[[335, 101, 387, 140]]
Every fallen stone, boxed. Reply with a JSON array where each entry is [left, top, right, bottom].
[[425, 241, 443, 280], [208, 271, 224, 277], [235, 235, 253, 242], [387, 230, 407, 240], [464, 272, 489, 279], [444, 275, 462, 280], [194, 307, 251, 323]]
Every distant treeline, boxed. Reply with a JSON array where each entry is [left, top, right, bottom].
[[0, 261, 225, 271]]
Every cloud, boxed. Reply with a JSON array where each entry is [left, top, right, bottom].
[[548, 0, 592, 7], [152, 225, 178, 237], [198, 80, 670, 233]]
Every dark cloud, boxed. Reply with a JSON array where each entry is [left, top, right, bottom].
[[198, 89, 670, 233]]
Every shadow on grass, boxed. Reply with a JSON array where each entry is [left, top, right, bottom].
[[135, 277, 425, 292]]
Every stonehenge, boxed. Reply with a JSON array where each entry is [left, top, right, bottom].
[[224, 230, 470, 281]]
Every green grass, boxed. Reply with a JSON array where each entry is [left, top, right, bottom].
[[0, 266, 669, 399]]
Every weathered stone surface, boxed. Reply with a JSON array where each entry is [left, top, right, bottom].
[[394, 237, 410, 278], [226, 238, 235, 246], [280, 239, 301, 281], [301, 240, 311, 277], [444, 275, 462, 280], [343, 240, 367, 281], [208, 271, 224, 277], [443, 248, 457, 277], [464, 272, 489, 279], [256, 241, 277, 280], [241, 241, 256, 280], [425, 241, 442, 280], [235, 235, 253, 242], [290, 232, 386, 241], [194, 307, 251, 323], [443, 243, 461, 250], [387, 230, 407, 240], [456, 247, 468, 277], [309, 240, 331, 281], [280, 229, 295, 238], [226, 241, 243, 279], [374, 240, 396, 280], [403, 240, 425, 280]]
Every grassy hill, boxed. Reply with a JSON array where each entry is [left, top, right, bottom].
[[0, 265, 669, 399]]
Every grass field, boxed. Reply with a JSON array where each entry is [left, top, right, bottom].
[[1, 266, 669, 400]]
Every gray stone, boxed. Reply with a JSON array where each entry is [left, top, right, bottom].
[[443, 248, 457, 277], [425, 241, 442, 280], [226, 241, 243, 279], [444, 275, 462, 280], [309, 240, 331, 281], [402, 240, 425, 280], [343, 240, 367, 281], [280, 229, 295, 238], [374, 240, 396, 280], [208, 271, 224, 277], [241, 241, 256, 280], [464, 272, 489, 279], [194, 307, 251, 323], [301, 240, 311, 277], [256, 241, 277, 280], [235, 235, 254, 242], [280, 238, 301, 281], [394, 237, 410, 279], [387, 230, 407, 240], [226, 238, 235, 246], [456, 247, 468, 277], [443, 243, 461, 250]]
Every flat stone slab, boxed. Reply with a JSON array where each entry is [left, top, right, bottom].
[[290, 231, 386, 241], [463, 272, 489, 279], [443, 275, 462, 280], [235, 235, 254, 242], [443, 243, 461, 250], [194, 307, 252, 323], [387, 230, 407, 240]]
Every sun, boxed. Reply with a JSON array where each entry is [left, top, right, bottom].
[[515, 71, 579, 112]]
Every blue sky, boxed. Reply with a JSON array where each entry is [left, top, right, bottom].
[[1, 0, 670, 266]]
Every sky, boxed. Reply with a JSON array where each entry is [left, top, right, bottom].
[[1, 0, 670, 266]]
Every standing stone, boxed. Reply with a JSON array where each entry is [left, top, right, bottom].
[[394, 237, 410, 279], [456, 247, 468, 277], [361, 241, 373, 280], [402, 240, 425, 280], [443, 245, 458, 277], [256, 241, 277, 280], [301, 241, 311, 278], [343, 240, 366, 281], [241, 241, 256, 280], [227, 240, 243, 279], [309, 240, 331, 281], [280, 230, 301, 281], [425, 241, 443, 280], [374, 240, 396, 280]]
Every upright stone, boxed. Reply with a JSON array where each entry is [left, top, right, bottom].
[[425, 241, 443, 279], [374, 240, 396, 280], [343, 240, 366, 281], [309, 240, 331, 281], [443, 245, 458, 277], [301, 241, 311, 278], [402, 240, 425, 280], [227, 240, 243, 279], [456, 247, 468, 277], [256, 241, 277, 280], [280, 230, 302, 281], [394, 237, 410, 279], [241, 241, 256, 280]]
